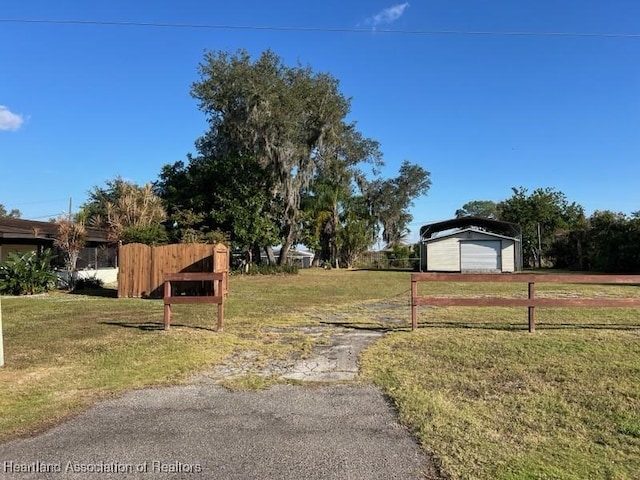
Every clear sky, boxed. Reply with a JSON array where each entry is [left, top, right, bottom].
[[1, 1, 639, 242]]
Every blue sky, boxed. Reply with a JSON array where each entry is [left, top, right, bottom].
[[1, 1, 639, 242]]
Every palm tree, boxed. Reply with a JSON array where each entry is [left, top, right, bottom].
[[303, 165, 352, 268], [104, 183, 166, 242], [82, 178, 166, 243], [54, 218, 87, 289]]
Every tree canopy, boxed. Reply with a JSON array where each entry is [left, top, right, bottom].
[[458, 189, 639, 272], [497, 187, 585, 268], [157, 49, 431, 265], [455, 200, 498, 219], [79, 177, 167, 245], [189, 49, 358, 263], [0, 204, 21, 218], [365, 161, 431, 248]]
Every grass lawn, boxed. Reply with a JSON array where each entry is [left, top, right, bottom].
[[360, 278, 640, 479], [1, 269, 639, 479], [0, 270, 409, 442]]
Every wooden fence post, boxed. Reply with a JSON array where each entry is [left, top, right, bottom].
[[411, 277, 418, 331], [528, 282, 535, 333], [163, 280, 171, 330], [217, 276, 224, 331]]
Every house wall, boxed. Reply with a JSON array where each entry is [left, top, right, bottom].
[[425, 231, 516, 272], [425, 236, 460, 271], [260, 250, 314, 268], [501, 241, 515, 272], [56, 268, 119, 286]]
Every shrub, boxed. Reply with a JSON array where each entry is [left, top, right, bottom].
[[242, 264, 299, 275], [0, 249, 57, 295], [73, 276, 105, 291], [121, 224, 169, 246]]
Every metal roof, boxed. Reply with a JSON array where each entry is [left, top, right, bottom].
[[419, 217, 521, 241], [424, 227, 521, 243]]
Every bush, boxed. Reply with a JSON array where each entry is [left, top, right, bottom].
[[73, 276, 105, 291], [121, 224, 169, 246], [242, 264, 299, 275], [0, 249, 57, 295]]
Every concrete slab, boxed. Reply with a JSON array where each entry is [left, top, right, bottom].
[[282, 331, 383, 382]]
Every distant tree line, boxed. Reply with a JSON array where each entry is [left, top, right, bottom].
[[456, 189, 640, 273], [0, 204, 21, 218]]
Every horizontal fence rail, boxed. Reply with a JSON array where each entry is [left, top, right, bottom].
[[163, 272, 226, 331], [411, 273, 640, 332]]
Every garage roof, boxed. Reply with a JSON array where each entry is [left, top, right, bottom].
[[420, 217, 521, 241], [424, 227, 520, 243]]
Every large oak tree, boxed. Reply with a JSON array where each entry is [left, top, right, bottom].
[[189, 49, 388, 264], [158, 49, 431, 265]]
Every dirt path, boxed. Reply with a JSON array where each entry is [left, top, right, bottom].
[[195, 297, 410, 384]]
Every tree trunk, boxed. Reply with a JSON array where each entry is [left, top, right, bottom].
[[252, 243, 262, 265], [67, 250, 79, 290], [244, 249, 252, 272], [265, 245, 276, 265], [279, 237, 294, 265], [576, 237, 584, 270], [331, 205, 340, 269]]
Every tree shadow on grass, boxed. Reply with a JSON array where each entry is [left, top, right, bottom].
[[536, 322, 640, 330], [351, 268, 416, 273], [319, 320, 411, 333], [321, 320, 640, 333], [99, 321, 217, 332], [415, 321, 640, 332]]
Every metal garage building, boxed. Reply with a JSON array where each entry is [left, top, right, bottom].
[[419, 217, 522, 273]]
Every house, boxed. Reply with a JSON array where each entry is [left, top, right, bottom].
[[285, 249, 315, 268], [259, 248, 316, 268], [419, 217, 522, 273], [0, 217, 114, 270]]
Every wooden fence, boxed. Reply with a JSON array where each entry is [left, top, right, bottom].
[[118, 243, 229, 298], [411, 273, 640, 332]]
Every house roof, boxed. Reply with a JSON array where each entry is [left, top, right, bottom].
[[269, 248, 315, 258], [424, 227, 520, 243], [0, 217, 110, 243], [419, 217, 521, 241]]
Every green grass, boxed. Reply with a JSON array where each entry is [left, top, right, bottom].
[[1, 269, 639, 479], [361, 279, 640, 479], [0, 269, 410, 441]]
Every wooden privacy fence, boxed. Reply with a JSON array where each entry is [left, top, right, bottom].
[[411, 273, 640, 332], [163, 272, 226, 331], [118, 243, 229, 298]]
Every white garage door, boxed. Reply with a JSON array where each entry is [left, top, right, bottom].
[[460, 240, 501, 272]]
